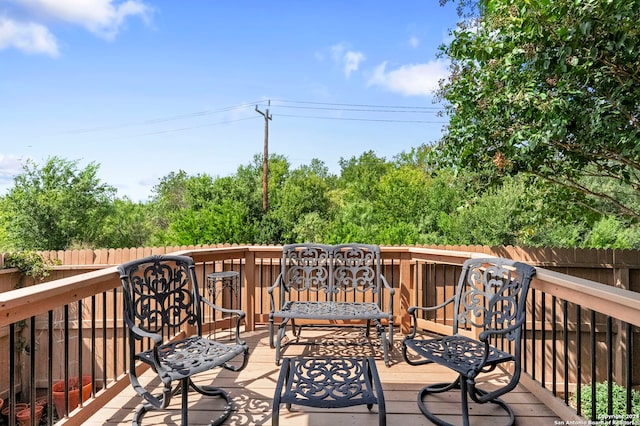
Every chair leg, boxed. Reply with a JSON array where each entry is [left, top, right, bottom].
[[181, 378, 189, 426], [269, 316, 275, 348], [416, 376, 516, 426], [374, 320, 390, 367], [190, 379, 234, 426], [275, 322, 287, 365], [132, 381, 181, 426]]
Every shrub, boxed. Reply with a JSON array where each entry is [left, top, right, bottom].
[[571, 381, 640, 424]]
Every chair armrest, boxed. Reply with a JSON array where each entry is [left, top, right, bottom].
[[201, 296, 247, 345], [124, 316, 163, 344], [380, 274, 395, 314], [407, 295, 456, 315], [478, 316, 525, 342], [201, 297, 246, 320], [267, 273, 285, 313], [405, 296, 456, 338], [267, 273, 283, 294]]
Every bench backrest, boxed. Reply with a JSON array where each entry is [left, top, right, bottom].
[[280, 243, 383, 302]]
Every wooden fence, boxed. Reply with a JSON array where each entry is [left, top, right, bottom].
[[2, 244, 639, 292]]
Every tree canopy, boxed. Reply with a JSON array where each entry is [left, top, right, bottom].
[[2, 157, 115, 250], [438, 0, 640, 220]]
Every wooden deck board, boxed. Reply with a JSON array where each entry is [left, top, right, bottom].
[[84, 326, 560, 425]]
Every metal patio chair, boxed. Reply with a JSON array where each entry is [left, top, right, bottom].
[[402, 257, 536, 426], [118, 255, 249, 426]]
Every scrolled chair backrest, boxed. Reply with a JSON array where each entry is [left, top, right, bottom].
[[454, 257, 536, 340], [118, 255, 201, 339]]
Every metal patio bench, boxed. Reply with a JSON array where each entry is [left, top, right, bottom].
[[268, 243, 395, 366], [118, 255, 249, 426], [402, 257, 536, 426]]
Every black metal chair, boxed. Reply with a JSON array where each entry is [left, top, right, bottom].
[[402, 257, 536, 426], [118, 255, 249, 426]]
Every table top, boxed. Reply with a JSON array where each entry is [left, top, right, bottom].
[[206, 271, 239, 280], [277, 357, 382, 409]]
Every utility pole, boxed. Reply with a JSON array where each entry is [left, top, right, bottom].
[[255, 101, 272, 212]]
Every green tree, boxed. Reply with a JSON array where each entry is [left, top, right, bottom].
[[267, 159, 334, 243], [168, 199, 255, 245], [438, 0, 640, 220], [3, 157, 115, 250], [96, 198, 155, 249]]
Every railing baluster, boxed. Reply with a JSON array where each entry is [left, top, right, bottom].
[[626, 322, 632, 416], [29, 316, 36, 425], [590, 310, 596, 422], [9, 323, 15, 426], [532, 288, 536, 381], [576, 305, 582, 417], [64, 304, 70, 417], [78, 300, 84, 409], [606, 316, 613, 417], [563, 300, 569, 406], [541, 292, 546, 389], [112, 288, 118, 384], [48, 310, 54, 425], [91, 296, 96, 397], [551, 295, 557, 396], [102, 291, 108, 390]]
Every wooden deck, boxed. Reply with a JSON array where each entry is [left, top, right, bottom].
[[85, 326, 560, 425]]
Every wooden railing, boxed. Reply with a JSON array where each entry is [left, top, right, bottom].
[[0, 245, 638, 425]]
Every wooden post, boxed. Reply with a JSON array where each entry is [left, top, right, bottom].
[[613, 265, 629, 386], [244, 249, 256, 332], [399, 251, 413, 334]]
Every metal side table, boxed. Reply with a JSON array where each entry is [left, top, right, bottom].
[[206, 270, 240, 340]]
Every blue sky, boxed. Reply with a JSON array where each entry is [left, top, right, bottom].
[[0, 1, 460, 201]]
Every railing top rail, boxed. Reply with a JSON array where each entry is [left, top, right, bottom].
[[533, 268, 640, 327]]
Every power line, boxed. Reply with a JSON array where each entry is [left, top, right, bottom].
[[129, 116, 261, 138], [275, 113, 446, 124], [63, 100, 267, 134], [60, 98, 446, 139], [272, 99, 441, 110], [274, 105, 441, 114]]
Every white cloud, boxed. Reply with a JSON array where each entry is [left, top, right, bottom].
[[0, 154, 24, 188], [330, 43, 365, 77], [0, 17, 59, 56], [14, 0, 152, 40], [343, 50, 365, 77], [368, 60, 449, 97], [1, 0, 151, 55], [409, 35, 420, 48]]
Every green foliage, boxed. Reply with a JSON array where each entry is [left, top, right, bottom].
[[3, 251, 55, 288], [1, 147, 639, 249], [571, 381, 640, 422], [438, 0, 640, 220], [2, 157, 115, 250], [168, 199, 255, 245], [96, 198, 155, 249], [583, 216, 640, 249]]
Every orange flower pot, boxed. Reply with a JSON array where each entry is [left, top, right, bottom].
[[52, 376, 92, 418], [16, 404, 44, 426], [1, 403, 28, 423]]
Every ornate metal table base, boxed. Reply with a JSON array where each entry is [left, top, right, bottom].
[[273, 357, 386, 426]]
